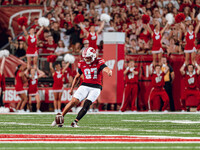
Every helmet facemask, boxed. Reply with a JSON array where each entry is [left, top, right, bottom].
[[82, 47, 96, 64]]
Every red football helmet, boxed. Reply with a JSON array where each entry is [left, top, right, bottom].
[[82, 47, 96, 64]]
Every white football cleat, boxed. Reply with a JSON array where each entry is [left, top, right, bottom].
[[51, 120, 57, 127], [71, 121, 79, 128]]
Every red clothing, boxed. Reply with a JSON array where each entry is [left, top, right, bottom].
[[53, 71, 63, 90], [183, 71, 199, 89], [152, 31, 162, 51], [120, 82, 138, 112], [43, 42, 57, 54], [15, 70, 24, 92], [28, 78, 38, 95], [151, 72, 165, 89], [13, 0, 26, 5], [125, 68, 139, 84], [63, 68, 72, 83], [0, 73, 3, 91], [148, 88, 169, 111], [185, 31, 196, 50], [88, 32, 98, 50], [139, 31, 151, 43], [27, 35, 37, 55], [78, 58, 106, 86], [29, 0, 39, 4]]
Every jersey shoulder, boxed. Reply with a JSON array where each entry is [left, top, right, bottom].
[[96, 57, 105, 65], [78, 60, 85, 68]]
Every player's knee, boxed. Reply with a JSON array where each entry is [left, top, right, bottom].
[[83, 100, 92, 111], [71, 98, 79, 106]]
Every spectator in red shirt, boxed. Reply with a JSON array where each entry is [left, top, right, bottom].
[[43, 35, 57, 56]]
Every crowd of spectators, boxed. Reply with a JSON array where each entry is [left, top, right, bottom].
[[4, 0, 200, 75], [5, 0, 200, 58], [2, 0, 200, 111]]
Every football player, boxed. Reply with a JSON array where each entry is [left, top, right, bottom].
[[51, 47, 112, 127]]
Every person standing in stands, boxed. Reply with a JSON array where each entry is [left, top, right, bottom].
[[120, 60, 139, 112], [161, 57, 175, 111]]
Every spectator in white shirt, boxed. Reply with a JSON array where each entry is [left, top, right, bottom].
[[55, 40, 70, 60]]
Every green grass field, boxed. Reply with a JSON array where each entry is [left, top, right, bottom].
[[1, 112, 200, 149]]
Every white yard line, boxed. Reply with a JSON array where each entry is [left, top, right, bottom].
[[122, 120, 200, 124]]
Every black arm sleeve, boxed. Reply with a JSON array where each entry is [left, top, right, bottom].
[[99, 64, 107, 71], [78, 68, 83, 75]]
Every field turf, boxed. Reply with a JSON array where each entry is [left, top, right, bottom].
[[1, 112, 200, 149]]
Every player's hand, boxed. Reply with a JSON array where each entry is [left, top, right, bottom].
[[69, 89, 73, 95], [108, 70, 112, 77]]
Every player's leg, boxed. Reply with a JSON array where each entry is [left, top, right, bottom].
[[158, 53, 162, 65], [51, 86, 89, 127], [184, 53, 190, 65], [71, 87, 101, 127], [131, 84, 138, 111], [19, 93, 28, 110], [53, 92, 58, 113], [33, 56, 38, 69], [35, 94, 41, 112], [193, 90, 200, 111], [160, 90, 169, 111], [26, 95, 32, 112], [27, 56, 31, 70], [152, 53, 157, 66], [191, 52, 196, 66], [148, 88, 155, 111], [62, 86, 89, 117], [16, 98, 22, 111], [120, 84, 132, 112], [180, 90, 187, 111], [57, 92, 62, 113]]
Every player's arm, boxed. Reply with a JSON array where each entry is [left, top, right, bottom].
[[49, 62, 55, 74], [69, 72, 81, 95], [124, 67, 129, 75], [36, 26, 44, 39], [148, 63, 153, 75], [195, 21, 200, 35], [22, 25, 28, 38], [96, 21, 105, 35], [196, 65, 200, 74], [0, 57, 5, 75], [161, 23, 170, 35], [62, 62, 70, 74], [180, 64, 186, 75], [147, 23, 153, 36], [180, 22, 186, 36], [37, 68, 46, 78], [133, 69, 139, 75], [79, 23, 89, 37], [171, 71, 175, 82], [163, 65, 169, 74], [103, 66, 112, 77]]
